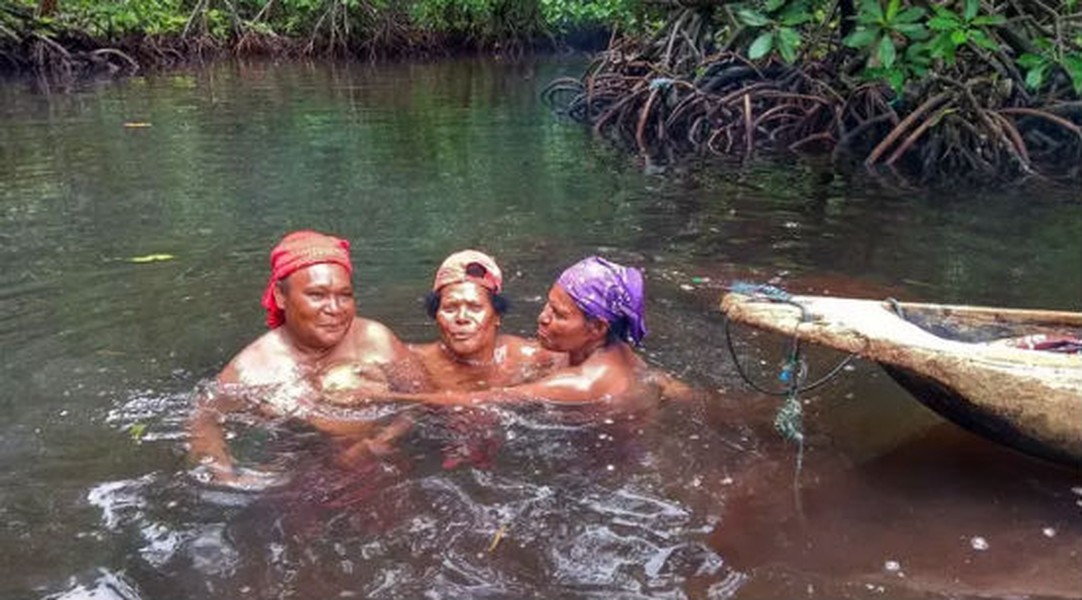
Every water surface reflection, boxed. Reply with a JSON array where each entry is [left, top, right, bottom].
[[1, 58, 1078, 600]]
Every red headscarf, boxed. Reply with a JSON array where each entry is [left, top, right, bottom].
[[260, 230, 353, 329]]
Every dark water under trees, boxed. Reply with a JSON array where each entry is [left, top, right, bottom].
[[1, 57, 1080, 600]]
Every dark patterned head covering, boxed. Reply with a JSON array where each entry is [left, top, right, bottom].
[[556, 256, 647, 345], [432, 249, 503, 294]]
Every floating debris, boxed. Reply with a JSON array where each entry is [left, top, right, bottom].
[[487, 524, 508, 553], [129, 254, 176, 263]]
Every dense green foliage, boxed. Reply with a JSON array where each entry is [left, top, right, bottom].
[[3, 0, 1076, 97], [733, 0, 1081, 96], [4, 0, 645, 47]]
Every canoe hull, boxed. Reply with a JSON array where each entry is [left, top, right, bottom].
[[881, 364, 1079, 466], [721, 293, 1082, 467]]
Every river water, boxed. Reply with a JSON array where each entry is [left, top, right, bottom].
[[1, 58, 1079, 600]]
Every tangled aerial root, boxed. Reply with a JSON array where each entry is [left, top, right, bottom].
[[543, 8, 1081, 184]]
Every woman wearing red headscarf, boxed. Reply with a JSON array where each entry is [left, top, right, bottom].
[[188, 230, 426, 487]]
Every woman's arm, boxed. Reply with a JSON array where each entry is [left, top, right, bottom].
[[652, 370, 698, 403], [187, 386, 247, 480], [187, 379, 301, 488], [359, 319, 434, 392], [332, 364, 609, 407]]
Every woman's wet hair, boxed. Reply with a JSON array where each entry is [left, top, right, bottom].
[[602, 317, 632, 345], [425, 289, 509, 319]]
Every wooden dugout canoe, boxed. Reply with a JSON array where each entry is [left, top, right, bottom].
[[720, 293, 1082, 467]]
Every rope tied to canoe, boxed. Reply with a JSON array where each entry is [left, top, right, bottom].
[[722, 282, 860, 502], [723, 281, 857, 401]]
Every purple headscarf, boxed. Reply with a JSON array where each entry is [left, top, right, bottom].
[[556, 256, 647, 346]]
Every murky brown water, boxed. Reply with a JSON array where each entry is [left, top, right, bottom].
[[1, 57, 1079, 600]]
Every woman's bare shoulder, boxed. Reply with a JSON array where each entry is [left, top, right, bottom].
[[220, 330, 295, 386], [407, 341, 440, 358], [347, 317, 409, 358], [500, 334, 568, 367]]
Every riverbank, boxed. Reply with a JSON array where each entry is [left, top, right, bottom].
[[0, 0, 625, 79], [4, 0, 1079, 185]]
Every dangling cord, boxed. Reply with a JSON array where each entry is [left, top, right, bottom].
[[723, 316, 856, 397], [774, 336, 806, 519]]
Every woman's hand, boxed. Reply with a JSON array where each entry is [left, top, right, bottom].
[[191, 461, 288, 491], [319, 362, 392, 405]]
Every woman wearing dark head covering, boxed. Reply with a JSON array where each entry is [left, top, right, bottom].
[[408, 249, 565, 392]]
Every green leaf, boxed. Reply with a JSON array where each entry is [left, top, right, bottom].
[[972, 14, 1006, 26], [778, 27, 801, 63], [1033, 37, 1054, 52], [1016, 53, 1047, 69], [886, 68, 906, 93], [968, 29, 998, 50], [780, 9, 813, 27], [895, 7, 926, 23], [737, 9, 771, 27], [764, 0, 788, 12], [930, 32, 957, 62], [885, 0, 900, 22], [856, 10, 881, 25], [927, 15, 959, 31], [930, 5, 955, 18], [843, 28, 879, 48], [861, 0, 884, 23], [944, 43, 958, 63], [749, 32, 775, 59], [906, 41, 932, 65], [877, 34, 896, 68], [964, 0, 979, 21], [1062, 55, 1082, 94], [895, 23, 929, 40], [1025, 62, 1048, 90], [950, 29, 968, 45]]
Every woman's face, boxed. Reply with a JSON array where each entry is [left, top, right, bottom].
[[436, 282, 500, 360], [276, 263, 356, 350], [536, 285, 598, 353]]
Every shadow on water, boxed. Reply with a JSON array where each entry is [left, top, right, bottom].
[[0, 57, 1078, 600]]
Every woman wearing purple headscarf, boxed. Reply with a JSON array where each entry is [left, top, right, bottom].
[[523, 256, 653, 403]]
